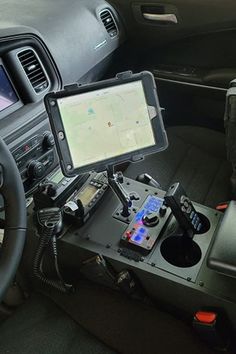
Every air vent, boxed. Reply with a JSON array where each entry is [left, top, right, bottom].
[[100, 9, 118, 38], [18, 49, 49, 94]]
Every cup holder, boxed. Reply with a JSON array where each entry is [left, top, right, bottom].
[[195, 213, 210, 235], [160, 236, 202, 268]]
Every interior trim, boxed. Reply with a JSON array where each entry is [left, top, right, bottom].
[[155, 77, 227, 92]]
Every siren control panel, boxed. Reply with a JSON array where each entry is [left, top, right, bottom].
[[121, 195, 171, 255]]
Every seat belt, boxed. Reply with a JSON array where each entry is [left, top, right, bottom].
[[224, 79, 236, 199]]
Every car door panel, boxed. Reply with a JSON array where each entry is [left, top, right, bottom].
[[110, 0, 236, 45], [108, 0, 236, 130]]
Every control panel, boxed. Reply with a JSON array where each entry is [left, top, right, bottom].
[[121, 195, 171, 255], [11, 130, 57, 194]]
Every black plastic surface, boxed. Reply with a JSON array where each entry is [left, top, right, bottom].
[[0, 35, 60, 128], [0, 136, 26, 301], [207, 201, 236, 277]]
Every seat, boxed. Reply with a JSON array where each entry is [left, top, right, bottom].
[[125, 126, 232, 207], [0, 293, 115, 354]]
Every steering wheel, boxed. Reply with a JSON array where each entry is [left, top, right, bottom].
[[0, 137, 26, 301]]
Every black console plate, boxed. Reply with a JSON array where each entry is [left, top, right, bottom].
[[61, 178, 221, 283], [148, 204, 221, 282]]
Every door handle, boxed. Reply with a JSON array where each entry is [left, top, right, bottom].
[[143, 13, 178, 24]]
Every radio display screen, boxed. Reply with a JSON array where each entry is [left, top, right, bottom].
[[51, 169, 64, 184], [77, 185, 98, 206], [0, 65, 18, 113]]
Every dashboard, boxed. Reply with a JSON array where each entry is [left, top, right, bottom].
[[0, 0, 124, 195]]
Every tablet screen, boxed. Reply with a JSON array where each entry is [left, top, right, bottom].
[[57, 80, 155, 169]]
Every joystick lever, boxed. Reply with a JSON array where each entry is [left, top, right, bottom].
[[164, 182, 203, 238], [107, 166, 132, 217], [136, 173, 160, 188]]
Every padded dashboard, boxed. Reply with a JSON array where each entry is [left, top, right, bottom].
[[0, 0, 124, 137], [0, 0, 123, 89], [0, 0, 124, 194]]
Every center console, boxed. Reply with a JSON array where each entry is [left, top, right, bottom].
[[28, 172, 236, 330], [27, 71, 236, 339], [40, 175, 236, 337], [59, 177, 221, 283]]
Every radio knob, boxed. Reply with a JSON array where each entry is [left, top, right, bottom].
[[28, 160, 46, 179], [43, 131, 55, 150], [142, 213, 159, 227], [47, 183, 58, 197]]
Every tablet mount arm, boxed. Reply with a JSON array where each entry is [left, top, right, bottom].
[[107, 165, 132, 217]]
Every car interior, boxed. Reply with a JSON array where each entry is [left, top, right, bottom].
[[1, 0, 236, 353]]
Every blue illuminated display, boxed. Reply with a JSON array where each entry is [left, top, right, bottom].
[[131, 233, 144, 245], [139, 228, 146, 234], [135, 196, 163, 222]]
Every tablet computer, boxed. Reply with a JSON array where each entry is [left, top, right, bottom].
[[45, 71, 168, 176]]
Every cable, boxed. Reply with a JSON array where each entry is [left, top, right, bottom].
[[33, 208, 73, 293], [0, 218, 5, 229], [51, 235, 73, 291]]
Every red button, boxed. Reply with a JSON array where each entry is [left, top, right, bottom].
[[23, 145, 30, 152], [216, 204, 228, 211], [195, 311, 217, 324], [125, 231, 132, 239]]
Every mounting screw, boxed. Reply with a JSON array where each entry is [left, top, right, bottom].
[[187, 277, 191, 282], [118, 248, 121, 253], [106, 244, 111, 249], [140, 257, 144, 262], [199, 281, 204, 287], [151, 262, 155, 267], [58, 131, 64, 140]]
